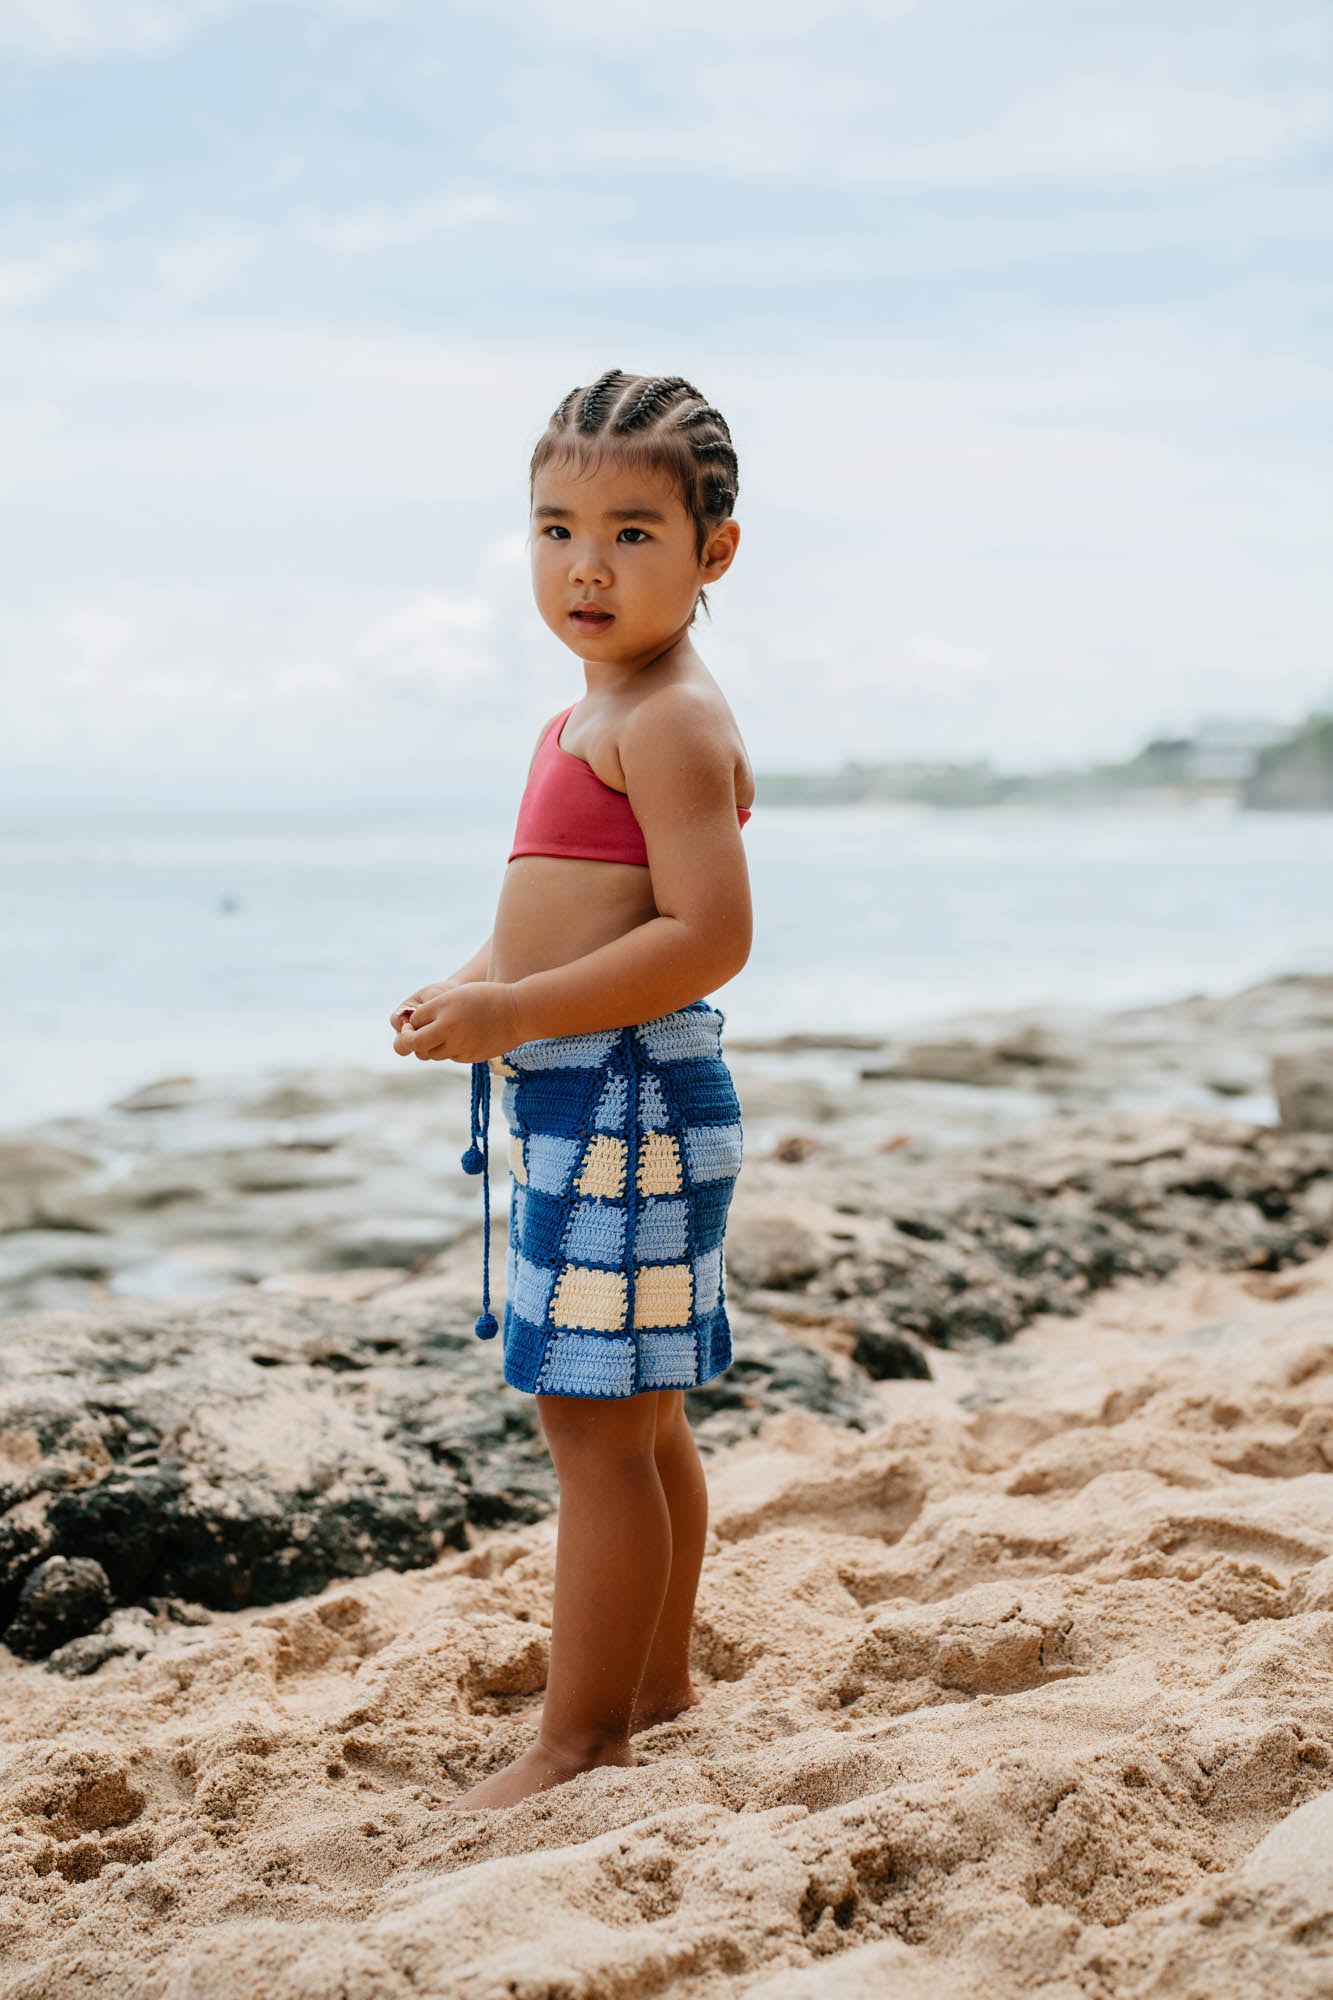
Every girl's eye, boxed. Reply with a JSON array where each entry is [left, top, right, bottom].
[[543, 524, 570, 540], [618, 527, 649, 543]]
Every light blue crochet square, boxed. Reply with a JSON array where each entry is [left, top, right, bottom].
[[593, 1072, 627, 1133], [563, 1198, 627, 1266], [539, 1333, 636, 1396], [639, 1329, 699, 1389], [525, 1132, 582, 1196], [638, 1073, 669, 1130], [693, 1244, 723, 1315], [504, 1028, 622, 1070], [511, 1252, 557, 1328], [683, 1122, 743, 1183], [634, 1196, 688, 1262], [501, 1078, 517, 1125], [633, 1009, 721, 1065]]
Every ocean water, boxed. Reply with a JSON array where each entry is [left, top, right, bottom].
[[3, 798, 1332, 1129]]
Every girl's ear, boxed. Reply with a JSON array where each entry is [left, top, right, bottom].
[[701, 518, 740, 584]]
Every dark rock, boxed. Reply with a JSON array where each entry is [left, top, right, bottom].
[[5, 1555, 115, 1659], [851, 1328, 933, 1380], [687, 1316, 878, 1444]]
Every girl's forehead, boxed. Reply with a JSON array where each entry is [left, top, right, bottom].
[[531, 454, 687, 515]]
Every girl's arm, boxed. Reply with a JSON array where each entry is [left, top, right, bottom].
[[448, 933, 494, 984], [507, 694, 752, 1043]]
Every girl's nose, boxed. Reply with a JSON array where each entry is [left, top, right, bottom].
[[569, 546, 611, 588]]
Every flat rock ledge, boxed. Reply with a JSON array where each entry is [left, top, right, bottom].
[[2, 1103, 1330, 1666]]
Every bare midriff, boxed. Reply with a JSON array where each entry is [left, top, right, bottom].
[[489, 856, 661, 986]]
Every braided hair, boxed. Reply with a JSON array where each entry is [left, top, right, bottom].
[[529, 370, 739, 623]]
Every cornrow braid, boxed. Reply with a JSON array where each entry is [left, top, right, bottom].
[[576, 367, 626, 433], [612, 374, 698, 433], [674, 403, 732, 442], [530, 368, 740, 625]]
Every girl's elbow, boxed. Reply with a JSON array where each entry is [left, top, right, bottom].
[[720, 918, 752, 979]]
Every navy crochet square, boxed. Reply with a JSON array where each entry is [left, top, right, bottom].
[[517, 1184, 573, 1267], [514, 1064, 604, 1139], [689, 1177, 736, 1255], [503, 1314, 548, 1389], [663, 1058, 742, 1128]]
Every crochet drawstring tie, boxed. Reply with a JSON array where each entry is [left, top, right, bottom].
[[460, 1059, 499, 1339]]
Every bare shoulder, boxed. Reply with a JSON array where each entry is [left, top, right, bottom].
[[624, 682, 745, 756], [620, 682, 754, 809]]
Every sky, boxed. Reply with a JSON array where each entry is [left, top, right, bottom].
[[1, 0, 1331, 809]]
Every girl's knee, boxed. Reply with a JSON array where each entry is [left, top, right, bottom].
[[537, 1389, 661, 1462]]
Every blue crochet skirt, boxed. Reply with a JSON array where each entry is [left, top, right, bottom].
[[481, 1000, 742, 1398]]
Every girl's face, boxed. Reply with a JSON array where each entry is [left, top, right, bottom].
[[529, 453, 738, 665]]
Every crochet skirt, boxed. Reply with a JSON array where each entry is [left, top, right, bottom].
[[487, 1000, 743, 1398]]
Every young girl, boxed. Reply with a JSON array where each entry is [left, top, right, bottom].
[[389, 369, 754, 1812]]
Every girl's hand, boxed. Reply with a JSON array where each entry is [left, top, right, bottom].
[[391, 982, 523, 1065], [389, 979, 458, 1034]]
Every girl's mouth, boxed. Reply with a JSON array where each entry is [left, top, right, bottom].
[[570, 609, 615, 632]]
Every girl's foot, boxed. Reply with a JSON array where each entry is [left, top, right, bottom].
[[446, 1732, 635, 1813], [630, 1683, 703, 1733]]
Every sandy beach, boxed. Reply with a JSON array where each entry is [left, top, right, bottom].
[[2, 972, 1332, 1996]]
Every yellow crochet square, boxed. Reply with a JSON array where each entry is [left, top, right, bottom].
[[634, 1263, 694, 1327], [575, 1133, 628, 1199], [488, 1056, 519, 1077], [637, 1131, 683, 1196], [507, 1131, 527, 1185], [552, 1263, 628, 1332]]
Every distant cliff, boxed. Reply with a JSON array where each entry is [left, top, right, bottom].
[[1242, 715, 1333, 811]]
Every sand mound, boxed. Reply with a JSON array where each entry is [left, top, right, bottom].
[[2, 1251, 1332, 1997]]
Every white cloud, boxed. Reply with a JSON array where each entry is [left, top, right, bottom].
[[354, 593, 496, 690], [0, 242, 98, 308], [157, 230, 260, 298], [125, 668, 256, 704], [53, 609, 134, 684], [506, 72, 1330, 189], [0, 0, 238, 56], [498, 2, 1332, 192], [0, 0, 403, 57], [307, 191, 518, 252], [271, 661, 347, 697]]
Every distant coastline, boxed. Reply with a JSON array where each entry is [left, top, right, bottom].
[[756, 707, 1333, 811]]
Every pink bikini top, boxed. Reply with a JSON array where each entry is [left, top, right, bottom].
[[508, 702, 753, 867]]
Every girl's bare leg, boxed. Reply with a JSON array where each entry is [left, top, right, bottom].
[[631, 1388, 707, 1729], [449, 1387, 672, 1812]]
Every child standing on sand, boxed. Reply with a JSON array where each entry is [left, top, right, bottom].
[[389, 370, 754, 1812]]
